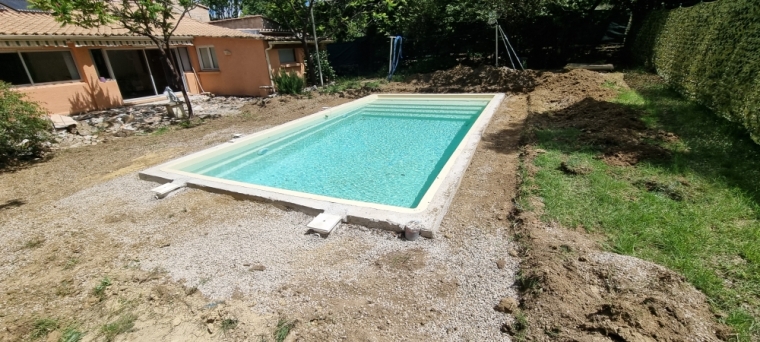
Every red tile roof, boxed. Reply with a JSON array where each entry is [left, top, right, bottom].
[[0, 8, 263, 39]]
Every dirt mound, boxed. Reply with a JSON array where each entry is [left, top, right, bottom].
[[506, 193, 730, 341], [527, 69, 622, 113], [408, 65, 541, 93], [405, 65, 621, 100], [527, 98, 671, 166]]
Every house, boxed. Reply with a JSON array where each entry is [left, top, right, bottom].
[[0, 0, 313, 115]]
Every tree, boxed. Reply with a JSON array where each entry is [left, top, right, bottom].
[[31, 0, 198, 117], [254, 0, 323, 85], [202, 0, 242, 20]]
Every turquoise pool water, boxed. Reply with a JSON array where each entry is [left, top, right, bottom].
[[180, 98, 490, 208]]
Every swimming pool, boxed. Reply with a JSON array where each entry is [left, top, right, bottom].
[[141, 94, 505, 237]]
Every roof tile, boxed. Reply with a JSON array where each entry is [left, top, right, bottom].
[[0, 10, 262, 39]]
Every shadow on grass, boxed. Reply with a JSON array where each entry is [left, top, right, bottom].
[[624, 75, 760, 206], [509, 78, 760, 206], [512, 72, 760, 340]]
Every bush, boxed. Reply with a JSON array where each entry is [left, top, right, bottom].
[[632, 0, 760, 143], [273, 70, 305, 95], [0, 81, 51, 165], [309, 50, 337, 84]]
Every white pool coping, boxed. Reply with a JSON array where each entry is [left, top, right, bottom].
[[139, 93, 506, 238]]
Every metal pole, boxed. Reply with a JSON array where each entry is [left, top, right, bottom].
[[310, 4, 323, 86], [389, 36, 394, 74], [498, 26, 515, 69], [495, 26, 498, 67]]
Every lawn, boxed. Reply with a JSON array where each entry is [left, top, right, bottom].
[[520, 72, 760, 340]]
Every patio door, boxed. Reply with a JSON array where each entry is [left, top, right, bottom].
[[145, 49, 179, 92], [106, 50, 157, 99], [105, 48, 188, 100]]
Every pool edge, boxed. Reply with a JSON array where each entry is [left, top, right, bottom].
[[139, 93, 507, 238]]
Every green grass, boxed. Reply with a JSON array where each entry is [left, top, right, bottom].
[[59, 326, 84, 342], [220, 318, 238, 334], [63, 258, 79, 270], [92, 277, 112, 300], [274, 318, 294, 342], [363, 80, 382, 91], [521, 73, 760, 341], [320, 78, 384, 94], [320, 78, 361, 94], [30, 318, 58, 339], [101, 313, 136, 341], [152, 126, 170, 136]]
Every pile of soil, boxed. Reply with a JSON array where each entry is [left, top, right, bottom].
[[403, 65, 621, 100], [526, 96, 672, 166], [407, 65, 541, 93], [527, 69, 622, 113], [506, 182, 729, 341]]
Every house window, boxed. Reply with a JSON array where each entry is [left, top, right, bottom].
[[0, 51, 80, 85], [0, 52, 30, 85], [278, 49, 296, 64], [197, 46, 219, 70], [20, 51, 81, 83], [90, 49, 113, 79]]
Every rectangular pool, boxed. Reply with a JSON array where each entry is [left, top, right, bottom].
[[140, 94, 505, 237]]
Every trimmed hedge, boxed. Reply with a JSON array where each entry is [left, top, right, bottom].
[[632, 0, 760, 143]]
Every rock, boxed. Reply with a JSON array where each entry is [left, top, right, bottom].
[[76, 122, 95, 136], [249, 264, 266, 272], [496, 259, 507, 270], [494, 297, 518, 313], [508, 248, 519, 257], [46, 330, 62, 342]]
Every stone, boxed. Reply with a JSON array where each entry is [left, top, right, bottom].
[[249, 264, 266, 272], [496, 259, 506, 270], [76, 122, 95, 136], [494, 297, 518, 313], [508, 248, 519, 257], [46, 330, 62, 342]]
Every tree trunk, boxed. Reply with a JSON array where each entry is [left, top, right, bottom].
[[158, 42, 193, 117], [300, 29, 317, 86]]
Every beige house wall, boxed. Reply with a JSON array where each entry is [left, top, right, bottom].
[[188, 37, 304, 97], [4, 37, 307, 114], [8, 43, 124, 115]]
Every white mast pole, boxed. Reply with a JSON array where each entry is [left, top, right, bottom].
[[310, 3, 323, 86]]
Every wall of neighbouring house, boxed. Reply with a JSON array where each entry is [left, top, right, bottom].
[[9, 43, 123, 115], [189, 37, 273, 97], [187, 6, 210, 22], [208, 16, 286, 30]]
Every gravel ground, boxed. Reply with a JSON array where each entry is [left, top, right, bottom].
[[27, 172, 519, 340], [139, 190, 519, 340]]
